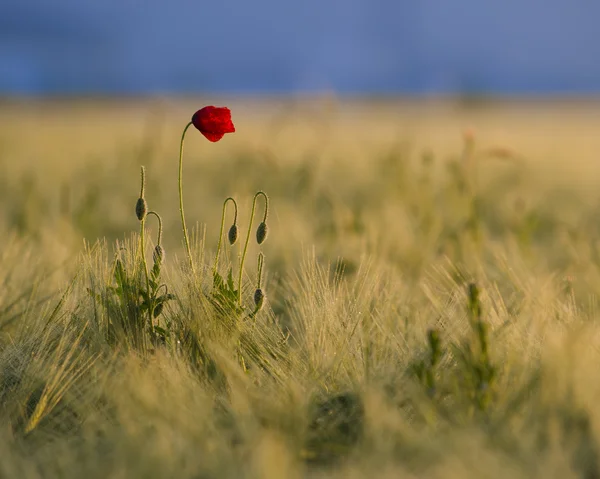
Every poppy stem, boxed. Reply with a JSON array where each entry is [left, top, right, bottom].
[[238, 191, 268, 306], [178, 121, 195, 275], [146, 211, 163, 247], [138, 166, 151, 326], [213, 197, 237, 276], [140, 217, 150, 300], [257, 252, 264, 288]]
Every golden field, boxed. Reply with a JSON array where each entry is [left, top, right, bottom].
[[1, 97, 600, 478]]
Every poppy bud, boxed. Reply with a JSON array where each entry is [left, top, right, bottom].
[[135, 197, 147, 221], [254, 288, 265, 310], [153, 303, 164, 318], [256, 222, 268, 245], [153, 245, 165, 264], [228, 224, 239, 245]]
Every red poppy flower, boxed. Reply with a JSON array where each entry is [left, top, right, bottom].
[[191, 106, 235, 142]]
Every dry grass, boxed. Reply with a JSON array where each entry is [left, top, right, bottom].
[[1, 97, 600, 478]]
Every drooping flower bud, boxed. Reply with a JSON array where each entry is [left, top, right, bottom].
[[256, 222, 268, 245], [228, 224, 239, 245], [153, 302, 164, 318]]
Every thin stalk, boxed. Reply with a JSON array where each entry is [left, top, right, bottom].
[[178, 121, 194, 274], [213, 197, 237, 275], [238, 191, 269, 305], [257, 252, 264, 288], [140, 218, 150, 301], [147, 211, 163, 246], [138, 167, 151, 324]]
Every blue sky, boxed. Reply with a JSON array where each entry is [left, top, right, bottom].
[[1, 0, 599, 94]]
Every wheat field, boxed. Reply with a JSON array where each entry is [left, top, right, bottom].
[[1, 97, 600, 478]]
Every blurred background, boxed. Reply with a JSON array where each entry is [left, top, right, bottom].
[[1, 0, 600, 95], [2, 0, 600, 277]]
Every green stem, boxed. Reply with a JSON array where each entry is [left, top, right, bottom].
[[140, 218, 150, 287], [137, 166, 151, 314], [213, 197, 237, 275], [147, 211, 163, 246], [139, 166, 146, 198], [238, 191, 268, 305], [257, 252, 264, 288], [178, 121, 194, 274], [258, 191, 269, 223], [140, 216, 151, 324]]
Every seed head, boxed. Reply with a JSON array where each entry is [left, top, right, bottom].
[[153, 245, 165, 264], [254, 288, 265, 310], [256, 222, 268, 245], [135, 197, 147, 221], [228, 224, 238, 245]]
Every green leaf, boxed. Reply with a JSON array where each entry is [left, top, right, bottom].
[[227, 269, 236, 293], [153, 325, 168, 336], [151, 262, 161, 282]]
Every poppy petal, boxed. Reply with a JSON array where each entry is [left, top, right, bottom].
[[201, 131, 225, 142], [191, 106, 235, 142]]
